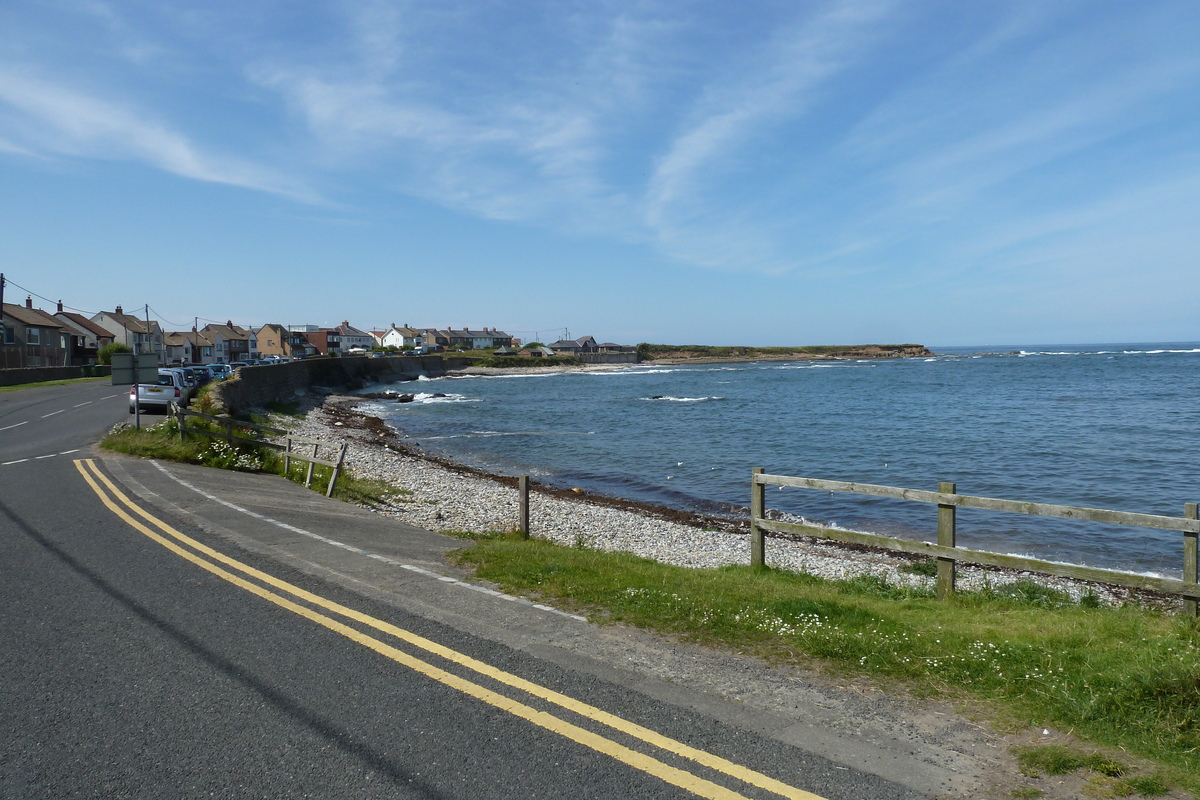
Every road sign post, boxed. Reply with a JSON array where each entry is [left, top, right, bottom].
[[112, 352, 162, 428]]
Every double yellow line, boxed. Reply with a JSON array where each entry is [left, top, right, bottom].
[[75, 459, 825, 800]]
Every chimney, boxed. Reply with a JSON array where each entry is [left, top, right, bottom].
[[226, 320, 233, 327], [25, 296, 32, 309], [115, 305, 123, 315], [57, 300, 63, 313]]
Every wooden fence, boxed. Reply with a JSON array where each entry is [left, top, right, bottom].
[[171, 405, 347, 497], [750, 469, 1200, 613]]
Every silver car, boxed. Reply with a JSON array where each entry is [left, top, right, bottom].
[[129, 369, 188, 414]]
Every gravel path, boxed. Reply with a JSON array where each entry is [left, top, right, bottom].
[[274, 394, 1160, 608]]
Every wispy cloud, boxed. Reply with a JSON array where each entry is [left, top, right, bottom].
[[642, 0, 893, 272], [0, 68, 316, 200], [248, 2, 696, 234]]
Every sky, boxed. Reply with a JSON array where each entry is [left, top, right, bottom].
[[1, 0, 1198, 348]]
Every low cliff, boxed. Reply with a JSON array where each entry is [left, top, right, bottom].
[[637, 343, 934, 363], [213, 355, 469, 413]]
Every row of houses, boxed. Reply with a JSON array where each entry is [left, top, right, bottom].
[[0, 296, 630, 368], [0, 300, 259, 369]]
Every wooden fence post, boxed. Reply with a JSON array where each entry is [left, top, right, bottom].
[[518, 475, 530, 539], [1185, 503, 1198, 617], [305, 442, 317, 488], [284, 437, 292, 474], [326, 442, 347, 497], [937, 481, 957, 599], [751, 468, 765, 568]]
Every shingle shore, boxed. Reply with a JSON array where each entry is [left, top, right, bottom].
[[275, 394, 1155, 608]]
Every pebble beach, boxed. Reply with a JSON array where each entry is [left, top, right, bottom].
[[271, 391, 1160, 609]]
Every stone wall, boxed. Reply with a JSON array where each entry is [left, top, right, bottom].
[[213, 355, 466, 412]]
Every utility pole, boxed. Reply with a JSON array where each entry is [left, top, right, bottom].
[[0, 273, 6, 370]]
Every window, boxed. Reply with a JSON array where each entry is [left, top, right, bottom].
[[28, 356, 41, 366], [3, 326, 12, 345], [27, 328, 40, 345]]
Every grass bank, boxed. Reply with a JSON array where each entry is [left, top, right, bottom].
[[453, 535, 1199, 795], [100, 414, 399, 506]]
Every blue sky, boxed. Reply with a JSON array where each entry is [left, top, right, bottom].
[[2, 1, 1198, 347]]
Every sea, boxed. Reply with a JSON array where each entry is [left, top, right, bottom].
[[353, 343, 1200, 577]]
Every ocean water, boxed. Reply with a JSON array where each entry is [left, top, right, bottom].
[[354, 343, 1200, 576]]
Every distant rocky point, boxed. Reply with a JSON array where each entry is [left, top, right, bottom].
[[637, 343, 934, 363]]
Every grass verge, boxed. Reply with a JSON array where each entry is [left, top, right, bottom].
[[0, 376, 110, 393], [100, 416, 400, 507], [451, 535, 1200, 794]]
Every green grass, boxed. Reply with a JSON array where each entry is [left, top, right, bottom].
[[101, 420, 204, 461], [472, 355, 580, 368], [1015, 745, 1125, 777], [100, 416, 394, 505], [451, 536, 1200, 791], [0, 376, 111, 393]]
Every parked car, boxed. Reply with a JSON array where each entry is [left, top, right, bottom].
[[159, 367, 195, 399], [129, 369, 187, 414], [180, 366, 206, 388]]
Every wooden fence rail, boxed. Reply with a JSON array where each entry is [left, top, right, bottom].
[[750, 469, 1200, 613], [171, 404, 347, 497]]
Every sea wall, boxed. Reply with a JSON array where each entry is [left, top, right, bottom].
[[214, 356, 467, 412], [578, 352, 639, 364]]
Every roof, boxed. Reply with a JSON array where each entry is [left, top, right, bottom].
[[99, 311, 155, 334], [202, 322, 249, 341], [3, 303, 62, 329], [165, 331, 214, 347], [325, 322, 370, 336], [548, 336, 599, 350], [56, 312, 113, 339]]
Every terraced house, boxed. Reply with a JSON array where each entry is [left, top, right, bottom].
[[201, 321, 256, 363], [256, 323, 317, 359], [92, 305, 163, 357], [53, 301, 115, 365], [1, 298, 67, 369], [164, 330, 215, 365], [324, 321, 373, 354]]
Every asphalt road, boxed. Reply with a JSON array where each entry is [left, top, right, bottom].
[[0, 381, 930, 799]]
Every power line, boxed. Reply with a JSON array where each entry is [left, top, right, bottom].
[[0, 276, 104, 316], [146, 306, 193, 329]]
